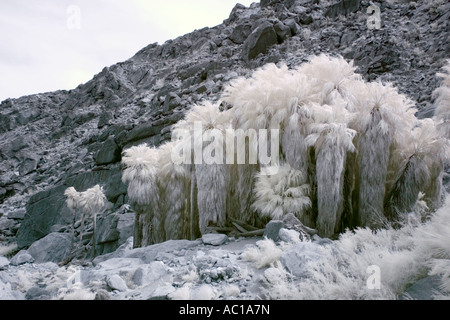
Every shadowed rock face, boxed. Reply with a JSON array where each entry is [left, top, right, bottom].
[[1, 0, 449, 257]]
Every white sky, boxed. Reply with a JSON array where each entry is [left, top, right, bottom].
[[0, 0, 256, 102]]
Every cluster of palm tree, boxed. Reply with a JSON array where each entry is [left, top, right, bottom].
[[64, 185, 108, 260], [113, 55, 449, 246]]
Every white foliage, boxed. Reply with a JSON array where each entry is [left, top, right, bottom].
[[223, 284, 240, 298], [77, 185, 107, 215], [181, 269, 199, 283], [357, 106, 392, 227], [252, 163, 311, 221], [122, 53, 448, 246], [169, 284, 192, 300], [433, 59, 450, 139], [157, 142, 191, 239], [64, 187, 81, 211], [257, 195, 450, 300], [190, 284, 216, 300], [121, 143, 160, 206], [429, 259, 450, 295], [241, 238, 283, 269], [64, 185, 107, 218], [307, 123, 356, 237]]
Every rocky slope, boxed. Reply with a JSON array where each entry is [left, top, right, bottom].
[[0, 0, 449, 299]]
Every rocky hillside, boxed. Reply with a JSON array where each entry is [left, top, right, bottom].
[[0, 0, 449, 259]]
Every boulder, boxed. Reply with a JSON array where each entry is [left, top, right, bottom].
[[263, 220, 283, 241], [274, 21, 292, 43], [241, 21, 278, 61], [202, 233, 228, 246], [19, 156, 40, 176], [7, 208, 26, 220], [10, 250, 35, 265], [25, 286, 51, 300], [132, 261, 168, 286], [0, 216, 16, 236], [0, 256, 9, 268], [97, 111, 112, 129], [95, 137, 121, 165], [27, 232, 72, 263], [401, 275, 445, 300], [107, 274, 128, 292], [93, 210, 133, 256], [229, 23, 252, 44], [16, 184, 71, 249], [0, 279, 25, 300], [280, 242, 325, 278]]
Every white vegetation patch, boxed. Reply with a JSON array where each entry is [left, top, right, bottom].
[[252, 163, 311, 220], [241, 238, 283, 269], [121, 144, 160, 206], [56, 283, 96, 300], [181, 269, 200, 283], [257, 195, 450, 300], [64, 184, 108, 256], [433, 59, 450, 139]]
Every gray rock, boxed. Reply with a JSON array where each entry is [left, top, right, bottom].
[[10, 136, 29, 153], [96, 213, 120, 244], [260, 0, 279, 7], [0, 217, 16, 235], [16, 184, 70, 249], [229, 23, 252, 44], [401, 275, 445, 300], [95, 137, 121, 165], [107, 274, 128, 292], [280, 242, 324, 278], [118, 122, 165, 147], [282, 212, 317, 241], [149, 285, 176, 300], [164, 92, 181, 112], [19, 156, 40, 176], [283, 18, 300, 36], [0, 279, 25, 300], [94, 239, 201, 265], [117, 211, 135, 245], [97, 111, 112, 129], [27, 232, 72, 263], [324, 0, 361, 18], [132, 261, 167, 286], [94, 289, 112, 300], [241, 21, 278, 61], [7, 208, 26, 220], [202, 233, 228, 246], [0, 256, 9, 268], [10, 250, 35, 265], [263, 220, 283, 241], [25, 286, 51, 300], [274, 21, 292, 43]]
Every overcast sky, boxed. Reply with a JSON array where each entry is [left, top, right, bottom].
[[0, 0, 256, 102]]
